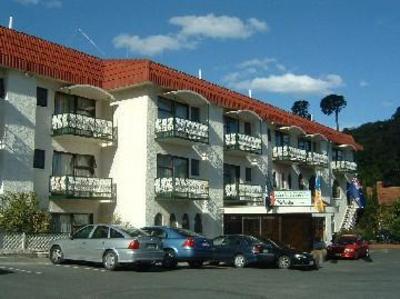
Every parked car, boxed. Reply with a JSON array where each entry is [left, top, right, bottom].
[[141, 226, 213, 268], [327, 234, 369, 259], [49, 224, 165, 270], [211, 235, 316, 269]]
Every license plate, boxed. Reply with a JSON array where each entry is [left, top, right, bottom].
[[202, 242, 210, 247], [147, 244, 156, 249]]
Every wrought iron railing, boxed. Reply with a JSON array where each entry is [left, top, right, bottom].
[[306, 152, 329, 167], [155, 117, 209, 143], [331, 160, 357, 172], [50, 176, 113, 199], [272, 146, 307, 162], [224, 133, 262, 154], [154, 177, 209, 200], [224, 183, 263, 201], [52, 113, 113, 141]]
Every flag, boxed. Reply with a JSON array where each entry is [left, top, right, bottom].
[[314, 174, 325, 212]]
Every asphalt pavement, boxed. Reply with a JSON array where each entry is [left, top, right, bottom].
[[0, 249, 399, 299]]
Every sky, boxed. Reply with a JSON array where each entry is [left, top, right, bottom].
[[1, 0, 399, 129]]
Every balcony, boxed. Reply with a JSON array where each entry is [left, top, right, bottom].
[[224, 183, 263, 202], [155, 117, 209, 144], [50, 176, 113, 199], [306, 152, 329, 167], [154, 177, 209, 200], [52, 113, 113, 142], [331, 160, 357, 172], [225, 133, 262, 154], [272, 146, 307, 162]]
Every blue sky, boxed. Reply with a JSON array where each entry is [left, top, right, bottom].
[[1, 0, 399, 129]]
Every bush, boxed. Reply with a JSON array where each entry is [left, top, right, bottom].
[[0, 192, 50, 233]]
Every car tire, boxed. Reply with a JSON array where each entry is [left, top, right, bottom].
[[103, 250, 119, 271], [233, 254, 247, 268], [277, 255, 291, 269], [188, 261, 203, 268], [163, 249, 177, 269], [49, 245, 64, 264]]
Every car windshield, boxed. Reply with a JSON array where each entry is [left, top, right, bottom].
[[119, 227, 149, 238], [265, 239, 290, 250], [173, 228, 203, 238], [337, 237, 357, 245]]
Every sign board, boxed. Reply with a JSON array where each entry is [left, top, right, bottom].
[[273, 190, 312, 206]]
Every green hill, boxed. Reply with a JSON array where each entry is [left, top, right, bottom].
[[343, 107, 400, 187]]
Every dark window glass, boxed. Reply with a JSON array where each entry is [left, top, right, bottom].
[[298, 174, 304, 190], [92, 226, 109, 239], [52, 151, 95, 177], [36, 87, 48, 107], [298, 138, 311, 151], [224, 117, 239, 134], [54, 92, 74, 114], [157, 154, 188, 178], [73, 225, 94, 239], [191, 159, 200, 176], [175, 102, 189, 119], [267, 129, 271, 142], [275, 131, 290, 147], [223, 164, 240, 185], [110, 228, 124, 239], [142, 228, 167, 238], [245, 167, 252, 182], [194, 214, 202, 233], [273, 172, 277, 188], [244, 122, 252, 136], [169, 214, 177, 228], [154, 213, 163, 226], [158, 97, 173, 119], [190, 107, 200, 122], [33, 149, 45, 169], [174, 157, 188, 178], [0, 78, 5, 99], [76, 97, 95, 117], [182, 214, 190, 229], [288, 174, 292, 189]]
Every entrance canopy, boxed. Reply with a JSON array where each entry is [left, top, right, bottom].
[[225, 109, 262, 122], [163, 90, 210, 106], [59, 84, 115, 101]]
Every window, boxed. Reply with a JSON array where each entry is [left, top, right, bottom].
[[288, 174, 292, 189], [169, 214, 177, 228], [157, 154, 188, 178], [190, 107, 200, 122], [298, 138, 311, 151], [154, 213, 163, 226], [272, 172, 277, 188], [72, 225, 94, 239], [143, 227, 167, 238], [191, 159, 200, 176], [0, 78, 5, 99], [275, 131, 290, 147], [223, 164, 240, 185], [298, 174, 304, 190], [333, 149, 343, 161], [224, 116, 239, 134], [36, 87, 48, 107], [244, 122, 252, 136], [110, 228, 124, 239], [332, 180, 340, 198], [92, 226, 109, 239], [33, 149, 45, 169], [52, 151, 96, 177], [158, 97, 188, 120], [54, 92, 95, 117], [51, 213, 93, 233], [194, 214, 202, 233], [281, 173, 285, 189], [267, 129, 271, 142], [182, 213, 190, 229], [245, 167, 252, 182]]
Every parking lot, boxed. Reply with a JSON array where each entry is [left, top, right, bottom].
[[1, 249, 400, 299]]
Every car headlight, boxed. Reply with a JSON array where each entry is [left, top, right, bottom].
[[294, 254, 306, 259]]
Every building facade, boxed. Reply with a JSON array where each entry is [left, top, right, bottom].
[[0, 27, 362, 249]]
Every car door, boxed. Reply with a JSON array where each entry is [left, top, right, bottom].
[[86, 225, 110, 262], [261, 241, 277, 264], [65, 225, 95, 260], [213, 236, 238, 263]]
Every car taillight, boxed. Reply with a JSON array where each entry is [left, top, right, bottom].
[[128, 240, 140, 250], [252, 244, 263, 254], [182, 238, 196, 248]]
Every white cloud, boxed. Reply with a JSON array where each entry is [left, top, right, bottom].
[[237, 58, 276, 70], [113, 34, 189, 56], [228, 73, 343, 94], [359, 80, 368, 87], [14, 0, 61, 7], [170, 14, 268, 39]]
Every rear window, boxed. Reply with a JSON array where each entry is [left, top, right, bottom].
[[337, 237, 357, 245], [173, 228, 203, 238], [119, 227, 149, 238]]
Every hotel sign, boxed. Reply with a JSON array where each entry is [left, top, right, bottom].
[[274, 190, 312, 206]]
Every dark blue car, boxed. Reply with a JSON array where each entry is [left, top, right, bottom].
[[141, 226, 213, 268]]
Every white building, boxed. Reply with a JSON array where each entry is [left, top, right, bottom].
[[0, 27, 361, 250]]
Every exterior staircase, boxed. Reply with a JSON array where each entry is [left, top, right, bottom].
[[339, 203, 359, 231]]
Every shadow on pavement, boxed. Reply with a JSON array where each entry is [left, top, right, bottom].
[[0, 268, 13, 275]]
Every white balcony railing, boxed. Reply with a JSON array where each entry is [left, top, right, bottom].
[[52, 113, 113, 141], [155, 117, 209, 143], [224, 183, 263, 201], [50, 176, 113, 198], [154, 177, 209, 200], [307, 152, 329, 166], [331, 160, 357, 172], [272, 146, 307, 162], [225, 133, 262, 154]]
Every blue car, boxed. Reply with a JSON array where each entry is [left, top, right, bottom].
[[141, 226, 213, 268]]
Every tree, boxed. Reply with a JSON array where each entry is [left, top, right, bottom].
[[320, 94, 347, 131], [392, 106, 400, 120], [0, 192, 50, 233], [291, 100, 311, 120]]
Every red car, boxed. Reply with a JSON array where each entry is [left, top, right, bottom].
[[327, 234, 369, 259]]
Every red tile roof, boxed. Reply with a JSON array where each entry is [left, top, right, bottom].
[[0, 26, 362, 150]]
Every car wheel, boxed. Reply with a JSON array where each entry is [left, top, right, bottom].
[[49, 245, 64, 264], [188, 261, 203, 268], [163, 249, 177, 269], [277, 255, 291, 269], [103, 251, 119, 271], [233, 254, 246, 268]]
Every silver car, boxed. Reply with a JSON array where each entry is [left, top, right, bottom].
[[49, 224, 165, 270]]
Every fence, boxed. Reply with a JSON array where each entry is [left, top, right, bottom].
[[0, 232, 68, 253]]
